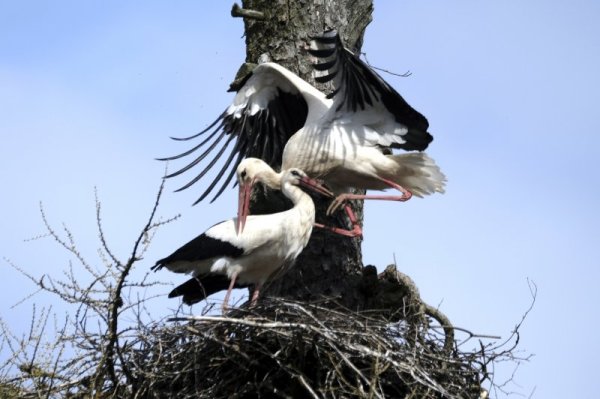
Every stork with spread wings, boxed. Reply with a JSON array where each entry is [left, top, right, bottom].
[[159, 30, 445, 213]]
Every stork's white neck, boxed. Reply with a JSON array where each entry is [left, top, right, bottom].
[[280, 181, 316, 218], [259, 169, 284, 190], [278, 180, 316, 256]]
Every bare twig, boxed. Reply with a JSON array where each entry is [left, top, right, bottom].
[[92, 177, 167, 392], [1, 176, 178, 397], [361, 53, 412, 78]]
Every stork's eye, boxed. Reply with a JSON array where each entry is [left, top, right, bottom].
[[291, 170, 300, 177], [241, 170, 247, 179]]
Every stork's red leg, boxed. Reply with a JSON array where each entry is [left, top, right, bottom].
[[250, 283, 262, 306], [326, 177, 412, 215], [222, 271, 239, 314], [314, 204, 362, 237]]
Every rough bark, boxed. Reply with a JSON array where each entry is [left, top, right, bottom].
[[237, 0, 373, 309]]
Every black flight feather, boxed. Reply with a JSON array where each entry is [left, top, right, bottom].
[[311, 30, 433, 151], [170, 114, 224, 141], [168, 275, 249, 305], [166, 129, 228, 180], [307, 48, 336, 58], [157, 122, 224, 162], [313, 59, 337, 71], [175, 133, 236, 193]]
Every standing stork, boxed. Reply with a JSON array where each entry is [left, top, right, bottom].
[[152, 167, 331, 312], [159, 30, 445, 215]]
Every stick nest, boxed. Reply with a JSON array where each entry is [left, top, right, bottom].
[[126, 297, 497, 398]]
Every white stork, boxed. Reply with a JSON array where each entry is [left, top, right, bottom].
[[160, 29, 445, 215], [152, 167, 330, 311]]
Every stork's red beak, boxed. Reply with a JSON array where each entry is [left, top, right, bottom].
[[237, 179, 254, 234], [298, 176, 334, 197]]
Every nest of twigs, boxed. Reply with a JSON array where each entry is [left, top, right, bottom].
[[125, 296, 498, 399]]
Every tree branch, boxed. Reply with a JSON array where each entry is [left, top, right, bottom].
[[231, 3, 265, 20]]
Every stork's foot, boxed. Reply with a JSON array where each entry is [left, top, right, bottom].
[[315, 203, 363, 238], [315, 222, 362, 238], [221, 301, 230, 315], [326, 194, 349, 215], [399, 189, 412, 202], [326, 188, 413, 216], [250, 285, 261, 307]]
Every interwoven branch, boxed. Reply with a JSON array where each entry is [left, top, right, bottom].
[[123, 298, 524, 399]]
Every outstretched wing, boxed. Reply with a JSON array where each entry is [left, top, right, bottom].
[[159, 63, 309, 204], [309, 30, 433, 151]]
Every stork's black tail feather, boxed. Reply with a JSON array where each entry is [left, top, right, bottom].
[[169, 275, 250, 305]]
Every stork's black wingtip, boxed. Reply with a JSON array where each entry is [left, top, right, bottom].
[[313, 59, 337, 71], [414, 131, 434, 151], [150, 263, 162, 272], [314, 71, 337, 83], [170, 135, 191, 142], [310, 28, 338, 39], [308, 48, 336, 58], [164, 171, 182, 180], [182, 297, 199, 306], [172, 182, 190, 193]]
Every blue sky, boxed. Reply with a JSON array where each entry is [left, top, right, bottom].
[[2, 1, 599, 397]]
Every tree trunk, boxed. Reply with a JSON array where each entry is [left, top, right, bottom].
[[238, 0, 374, 309]]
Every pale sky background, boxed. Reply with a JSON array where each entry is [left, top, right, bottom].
[[2, 1, 599, 397]]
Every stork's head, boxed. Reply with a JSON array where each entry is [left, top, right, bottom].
[[236, 158, 280, 234], [281, 168, 334, 197]]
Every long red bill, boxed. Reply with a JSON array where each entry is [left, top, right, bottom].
[[298, 176, 334, 197], [237, 179, 253, 234]]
